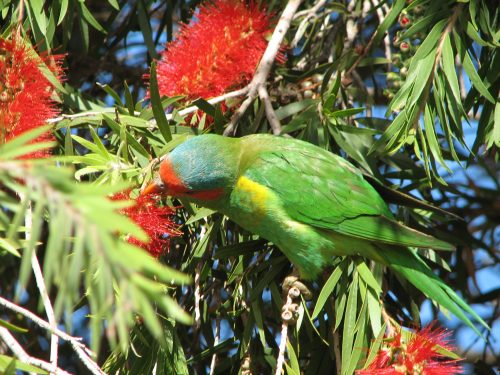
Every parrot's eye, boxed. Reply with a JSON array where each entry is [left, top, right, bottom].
[[153, 176, 165, 191]]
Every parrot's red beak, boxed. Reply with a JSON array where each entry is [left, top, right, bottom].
[[141, 178, 166, 196], [141, 160, 189, 197]]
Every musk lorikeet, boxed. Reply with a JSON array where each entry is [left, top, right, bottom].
[[143, 133, 487, 333]]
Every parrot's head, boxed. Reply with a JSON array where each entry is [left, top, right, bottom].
[[142, 134, 239, 202]]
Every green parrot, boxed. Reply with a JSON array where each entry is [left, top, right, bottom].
[[144, 133, 486, 332]]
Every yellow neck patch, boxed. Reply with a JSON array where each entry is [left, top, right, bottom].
[[235, 176, 271, 211]]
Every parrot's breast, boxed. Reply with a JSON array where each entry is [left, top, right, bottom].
[[233, 176, 271, 215], [225, 175, 332, 279], [226, 175, 281, 234]]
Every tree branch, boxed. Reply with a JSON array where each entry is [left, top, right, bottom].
[[209, 289, 221, 375], [259, 85, 282, 135], [0, 327, 71, 375], [0, 296, 104, 375], [24, 199, 59, 370], [31, 253, 59, 368], [291, 0, 328, 47], [275, 279, 304, 375], [293, 0, 327, 20], [224, 0, 303, 136], [275, 291, 293, 375], [372, 0, 392, 73], [48, 87, 250, 126]]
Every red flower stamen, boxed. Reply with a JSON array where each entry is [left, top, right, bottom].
[[112, 191, 181, 258], [357, 324, 463, 375], [151, 0, 281, 101], [0, 33, 63, 158]]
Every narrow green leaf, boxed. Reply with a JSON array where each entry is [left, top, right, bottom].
[[28, 0, 47, 38], [400, 11, 448, 40], [76, 6, 89, 51], [98, 83, 124, 106], [334, 284, 348, 331], [409, 19, 446, 70], [493, 101, 500, 147], [0, 238, 21, 257], [0, 319, 28, 333], [71, 135, 102, 154], [102, 115, 150, 158], [440, 35, 463, 105], [137, 0, 159, 58], [89, 127, 112, 159], [346, 305, 367, 375], [323, 72, 342, 109], [107, 0, 120, 10], [251, 300, 266, 348], [275, 99, 317, 120], [355, 260, 382, 295], [192, 98, 216, 117], [360, 323, 387, 369], [0, 355, 48, 374], [0, 125, 53, 160], [77, 1, 106, 33], [312, 264, 343, 319], [328, 107, 366, 119], [123, 81, 135, 115], [341, 274, 358, 375], [58, 0, 69, 25], [214, 239, 266, 259], [462, 51, 495, 103], [366, 289, 382, 337], [286, 341, 301, 375], [184, 207, 215, 225], [423, 106, 449, 170], [249, 259, 286, 301], [149, 62, 172, 142]]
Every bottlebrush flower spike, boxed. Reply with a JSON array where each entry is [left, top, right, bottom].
[[0, 33, 63, 158], [112, 192, 180, 258], [357, 324, 463, 375], [152, 0, 280, 100]]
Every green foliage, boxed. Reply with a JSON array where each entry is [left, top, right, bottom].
[[0, 131, 191, 354], [0, 354, 48, 374], [0, 0, 498, 374]]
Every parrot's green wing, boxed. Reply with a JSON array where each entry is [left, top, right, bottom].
[[240, 137, 487, 333], [244, 141, 453, 250]]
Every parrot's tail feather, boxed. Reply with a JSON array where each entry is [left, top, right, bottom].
[[368, 245, 488, 336]]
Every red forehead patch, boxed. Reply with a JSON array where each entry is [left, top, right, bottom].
[[159, 160, 188, 194]]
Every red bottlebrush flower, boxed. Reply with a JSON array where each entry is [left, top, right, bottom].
[[152, 0, 280, 101], [357, 324, 463, 375], [0, 33, 63, 158], [112, 191, 180, 258], [399, 15, 411, 28]]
